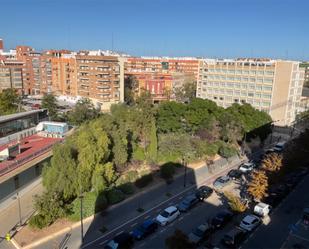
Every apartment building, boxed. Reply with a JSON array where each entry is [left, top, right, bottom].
[[197, 58, 305, 126], [16, 46, 42, 95], [76, 51, 124, 111], [0, 60, 24, 93], [125, 57, 198, 102], [300, 62, 309, 85], [43, 50, 78, 96]]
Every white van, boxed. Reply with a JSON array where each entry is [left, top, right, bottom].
[[254, 202, 271, 217]]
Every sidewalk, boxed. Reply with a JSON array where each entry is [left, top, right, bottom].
[[0, 178, 43, 249], [19, 155, 245, 249]]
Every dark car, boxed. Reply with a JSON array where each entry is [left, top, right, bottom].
[[195, 186, 213, 201], [131, 219, 158, 240], [211, 210, 234, 229], [105, 232, 134, 249], [213, 176, 231, 189], [221, 227, 247, 248], [178, 194, 199, 212], [188, 223, 213, 245], [227, 169, 243, 180], [263, 192, 282, 207]]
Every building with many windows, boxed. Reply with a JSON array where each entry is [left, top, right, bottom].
[[0, 59, 24, 94], [76, 51, 124, 111], [197, 58, 305, 126]]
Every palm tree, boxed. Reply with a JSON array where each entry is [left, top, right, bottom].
[[261, 153, 283, 172], [248, 170, 268, 201]]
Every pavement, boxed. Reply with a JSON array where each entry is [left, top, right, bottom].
[[27, 156, 245, 249], [240, 172, 309, 249], [0, 177, 43, 249]]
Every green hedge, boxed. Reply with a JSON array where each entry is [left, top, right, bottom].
[[219, 145, 237, 158], [118, 182, 135, 195], [135, 174, 153, 188], [160, 162, 176, 179], [106, 189, 125, 204]]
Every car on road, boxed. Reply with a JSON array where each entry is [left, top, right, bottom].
[[131, 219, 158, 240], [253, 202, 271, 217], [263, 192, 282, 207], [211, 210, 234, 229], [156, 206, 180, 226], [105, 232, 134, 249], [188, 223, 212, 245], [273, 142, 286, 152], [239, 162, 255, 173], [213, 176, 231, 189], [178, 194, 199, 212], [221, 227, 247, 248], [227, 169, 243, 180], [195, 186, 213, 201], [239, 214, 261, 231]]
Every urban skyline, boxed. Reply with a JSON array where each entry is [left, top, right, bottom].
[[1, 0, 309, 60]]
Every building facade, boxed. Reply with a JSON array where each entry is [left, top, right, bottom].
[[197, 59, 305, 126], [0, 60, 24, 94], [76, 51, 124, 111]]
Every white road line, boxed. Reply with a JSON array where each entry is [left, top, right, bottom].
[[138, 242, 146, 248], [99, 239, 108, 245], [82, 162, 243, 248], [116, 230, 123, 236], [178, 217, 184, 221], [144, 215, 150, 219], [159, 228, 167, 233], [130, 222, 138, 227]]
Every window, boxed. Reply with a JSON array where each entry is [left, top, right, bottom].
[[255, 93, 261, 98], [257, 78, 263, 83], [257, 71, 264, 75], [242, 77, 249, 82], [241, 84, 247, 89], [235, 70, 242, 74], [250, 71, 256, 75], [250, 77, 256, 82], [262, 94, 271, 99], [243, 70, 249, 75], [264, 78, 273, 83], [265, 71, 274, 76], [248, 92, 254, 97], [256, 85, 262, 91], [241, 91, 247, 96], [234, 83, 241, 88], [263, 86, 272, 91], [249, 84, 255, 90]]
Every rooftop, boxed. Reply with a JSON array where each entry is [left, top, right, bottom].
[[0, 109, 46, 123]]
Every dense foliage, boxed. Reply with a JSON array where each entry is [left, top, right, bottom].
[[30, 97, 272, 228], [41, 94, 58, 120], [0, 89, 21, 115]]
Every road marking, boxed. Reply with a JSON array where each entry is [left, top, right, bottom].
[[82, 161, 244, 248], [178, 196, 182, 200], [116, 230, 123, 236], [150, 235, 157, 240], [159, 228, 167, 233], [99, 239, 108, 245], [178, 217, 184, 221], [144, 215, 150, 219], [290, 233, 309, 242], [138, 242, 146, 248], [130, 222, 138, 227]]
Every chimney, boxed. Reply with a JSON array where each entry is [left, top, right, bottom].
[[0, 39, 3, 50]]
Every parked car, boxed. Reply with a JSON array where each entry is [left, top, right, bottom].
[[239, 214, 261, 231], [178, 195, 199, 212], [195, 186, 213, 201], [227, 169, 243, 180], [239, 162, 255, 173], [211, 210, 234, 229], [221, 227, 247, 248], [302, 208, 309, 225], [213, 176, 231, 189], [131, 219, 158, 240], [188, 223, 213, 245], [105, 232, 134, 249], [273, 142, 286, 152], [254, 202, 271, 217], [156, 206, 180, 226], [263, 192, 282, 207]]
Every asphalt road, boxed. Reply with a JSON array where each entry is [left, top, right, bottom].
[[240, 173, 309, 249]]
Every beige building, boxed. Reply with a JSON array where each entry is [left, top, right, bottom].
[[197, 58, 305, 126], [76, 51, 124, 111], [0, 60, 24, 94]]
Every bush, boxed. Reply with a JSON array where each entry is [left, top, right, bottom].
[[219, 145, 237, 158], [106, 189, 125, 205], [68, 191, 108, 221], [29, 214, 51, 229], [224, 191, 247, 213], [132, 146, 146, 161], [135, 174, 153, 188], [160, 163, 176, 180], [118, 183, 135, 195]]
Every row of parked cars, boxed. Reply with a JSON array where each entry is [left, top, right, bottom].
[[104, 186, 214, 249]]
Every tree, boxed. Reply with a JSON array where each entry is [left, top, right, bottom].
[[248, 170, 268, 201], [262, 153, 283, 172], [0, 88, 21, 115], [147, 119, 157, 163], [124, 75, 138, 105], [165, 229, 195, 249], [68, 98, 100, 125], [92, 162, 118, 195], [224, 191, 247, 213], [174, 81, 196, 103], [42, 93, 58, 120], [219, 112, 244, 144], [42, 142, 79, 200], [160, 162, 176, 180]]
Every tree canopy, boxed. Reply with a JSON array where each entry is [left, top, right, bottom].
[[0, 89, 21, 115], [41, 94, 58, 120]]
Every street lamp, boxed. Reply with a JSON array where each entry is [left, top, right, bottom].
[[12, 192, 22, 226], [79, 193, 84, 244]]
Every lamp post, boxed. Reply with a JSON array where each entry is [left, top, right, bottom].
[[12, 192, 22, 226], [79, 194, 84, 244]]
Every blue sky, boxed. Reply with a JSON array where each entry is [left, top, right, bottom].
[[1, 0, 309, 60]]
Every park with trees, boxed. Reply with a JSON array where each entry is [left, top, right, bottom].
[[28, 92, 273, 229]]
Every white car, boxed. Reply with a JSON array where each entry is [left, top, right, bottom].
[[155, 206, 180, 226], [239, 214, 261, 231], [239, 163, 255, 173], [254, 202, 271, 217]]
